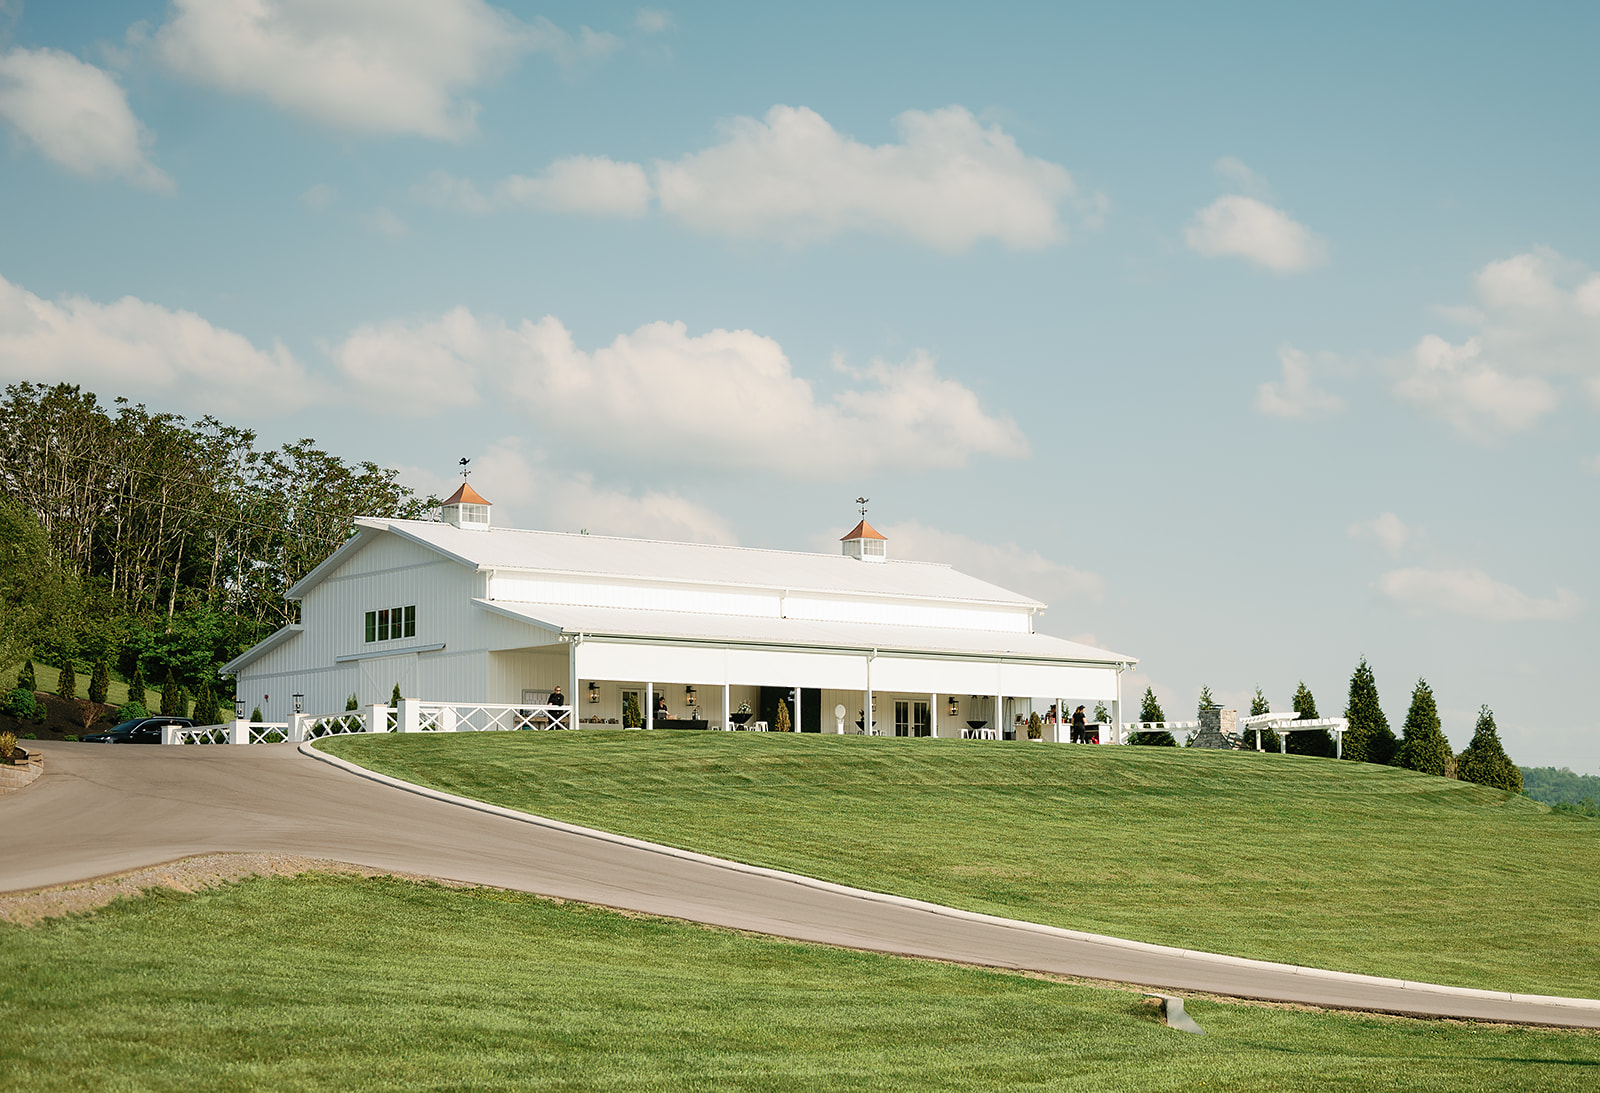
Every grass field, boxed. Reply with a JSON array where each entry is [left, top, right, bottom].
[[5, 873, 1598, 1092], [321, 730, 1600, 999]]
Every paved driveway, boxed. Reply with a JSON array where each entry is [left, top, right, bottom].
[[5, 742, 1597, 1028]]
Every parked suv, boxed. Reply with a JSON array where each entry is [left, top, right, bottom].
[[81, 716, 195, 744]]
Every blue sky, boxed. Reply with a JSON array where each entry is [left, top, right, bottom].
[[2, 2, 1596, 768]]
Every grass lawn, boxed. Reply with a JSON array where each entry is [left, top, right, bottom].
[[2, 659, 135, 709], [5, 873, 1598, 1092], [321, 731, 1600, 999]]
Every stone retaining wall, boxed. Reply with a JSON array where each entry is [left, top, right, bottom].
[[0, 751, 44, 793]]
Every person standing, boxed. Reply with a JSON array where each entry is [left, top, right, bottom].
[[1071, 705, 1087, 743]]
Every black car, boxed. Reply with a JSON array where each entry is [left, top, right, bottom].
[[81, 716, 195, 744]]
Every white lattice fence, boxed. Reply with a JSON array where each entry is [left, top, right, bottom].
[[411, 702, 572, 733], [303, 708, 389, 740]]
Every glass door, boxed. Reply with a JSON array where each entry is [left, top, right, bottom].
[[913, 701, 931, 737], [894, 701, 910, 736]]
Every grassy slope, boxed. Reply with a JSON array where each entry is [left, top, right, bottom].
[[2, 658, 134, 708], [5, 874, 1598, 1092], [322, 731, 1600, 998]]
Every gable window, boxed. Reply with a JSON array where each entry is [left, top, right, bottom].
[[364, 605, 417, 643]]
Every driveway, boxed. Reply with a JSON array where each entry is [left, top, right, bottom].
[[5, 741, 1597, 1028]]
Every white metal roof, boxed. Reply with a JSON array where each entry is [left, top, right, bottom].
[[368, 518, 1046, 609], [476, 599, 1136, 665]]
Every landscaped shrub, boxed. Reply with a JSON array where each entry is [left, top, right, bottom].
[[1288, 681, 1335, 757], [3, 686, 39, 721], [1455, 705, 1522, 793], [1396, 678, 1452, 777], [57, 660, 77, 702], [251, 707, 263, 723], [1130, 686, 1175, 746], [116, 701, 148, 721], [0, 731, 16, 761], [1026, 712, 1043, 739], [623, 692, 643, 729], [88, 658, 110, 705], [1342, 656, 1396, 765], [774, 697, 792, 733], [1245, 686, 1280, 751], [127, 662, 146, 708], [193, 677, 221, 726], [160, 670, 182, 715], [16, 660, 36, 692]]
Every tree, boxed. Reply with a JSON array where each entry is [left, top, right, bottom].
[[345, 693, 359, 711], [622, 692, 643, 729], [1396, 678, 1452, 776], [775, 695, 792, 733], [1246, 686, 1280, 751], [160, 668, 182, 716], [1288, 681, 1335, 757], [250, 706, 263, 723], [89, 658, 110, 705], [390, 683, 403, 707], [193, 676, 221, 726], [17, 659, 35, 692], [57, 660, 77, 701], [1342, 656, 1397, 765], [1455, 706, 1522, 793], [1131, 686, 1175, 746], [1197, 685, 1215, 714], [0, 496, 77, 671], [1093, 701, 1110, 724], [127, 662, 146, 708]]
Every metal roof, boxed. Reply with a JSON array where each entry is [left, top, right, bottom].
[[372, 518, 1046, 609], [476, 599, 1136, 665]]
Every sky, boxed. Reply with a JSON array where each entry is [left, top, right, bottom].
[[1, 1, 1596, 770]]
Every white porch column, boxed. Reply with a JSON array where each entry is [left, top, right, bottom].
[[864, 652, 874, 736], [1113, 666, 1124, 745], [930, 693, 937, 738], [995, 692, 1002, 740], [793, 686, 801, 735], [1335, 727, 1344, 759], [646, 682, 654, 731], [569, 636, 580, 730], [723, 682, 731, 731]]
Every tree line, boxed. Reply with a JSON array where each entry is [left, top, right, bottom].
[[0, 381, 437, 710], [1131, 656, 1522, 793]]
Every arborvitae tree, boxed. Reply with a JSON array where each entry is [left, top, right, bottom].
[[57, 660, 77, 701], [1396, 678, 1452, 776], [1288, 681, 1334, 757], [128, 662, 146, 708], [193, 677, 221, 726], [1197, 685, 1215, 714], [390, 683, 403, 707], [622, 692, 643, 729], [1455, 705, 1522, 793], [251, 706, 263, 723], [775, 696, 792, 733], [89, 658, 110, 705], [1342, 656, 1397, 765], [18, 659, 36, 692], [1131, 686, 1175, 746], [1246, 686, 1279, 751], [345, 693, 360, 711], [160, 669, 182, 716]]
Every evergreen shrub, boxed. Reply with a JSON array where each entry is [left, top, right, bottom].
[[1396, 678, 1452, 776], [58, 661, 77, 702], [89, 659, 110, 705], [3, 687, 38, 721], [1455, 705, 1522, 793], [116, 701, 148, 721]]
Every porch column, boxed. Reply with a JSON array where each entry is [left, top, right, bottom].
[[929, 693, 937, 738], [864, 651, 874, 736], [1113, 665, 1124, 745], [1335, 726, 1344, 759], [723, 682, 730, 731], [646, 682, 654, 731], [995, 691, 1003, 740], [569, 637, 580, 730], [794, 685, 801, 735]]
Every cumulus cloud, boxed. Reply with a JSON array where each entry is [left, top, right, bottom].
[[154, 0, 554, 139], [1348, 512, 1412, 557], [1256, 344, 1344, 418], [1378, 566, 1581, 622], [499, 155, 652, 217], [652, 104, 1076, 250], [0, 273, 320, 414], [1212, 156, 1271, 198], [1392, 333, 1558, 435], [332, 310, 1024, 476], [403, 439, 737, 543], [0, 47, 171, 190], [634, 9, 673, 35], [1185, 194, 1327, 273], [299, 182, 337, 210], [364, 206, 409, 237]]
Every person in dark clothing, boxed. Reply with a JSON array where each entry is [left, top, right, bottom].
[[654, 691, 670, 720], [548, 686, 565, 707], [1071, 705, 1087, 743]]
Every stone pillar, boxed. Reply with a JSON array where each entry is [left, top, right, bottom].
[[1190, 707, 1240, 749]]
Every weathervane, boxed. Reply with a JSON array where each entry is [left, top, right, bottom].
[[855, 496, 869, 517], [458, 457, 471, 480]]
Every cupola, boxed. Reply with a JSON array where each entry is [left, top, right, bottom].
[[840, 519, 887, 562], [441, 482, 492, 530]]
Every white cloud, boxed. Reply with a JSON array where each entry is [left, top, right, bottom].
[[634, 9, 672, 35], [154, 0, 542, 140], [410, 169, 492, 213], [364, 206, 409, 237], [0, 273, 320, 414], [333, 310, 1024, 476], [1256, 344, 1344, 418], [1348, 512, 1412, 557], [652, 104, 1076, 250], [0, 47, 170, 190], [406, 439, 738, 543], [499, 156, 652, 217], [1185, 194, 1327, 273], [299, 182, 337, 210], [1378, 566, 1581, 622], [1584, 453, 1600, 474], [1212, 156, 1271, 198], [1392, 333, 1558, 435]]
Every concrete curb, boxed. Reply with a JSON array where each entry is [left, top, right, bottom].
[[299, 740, 1600, 1017]]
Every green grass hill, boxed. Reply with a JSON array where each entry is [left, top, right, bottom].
[[323, 731, 1600, 999]]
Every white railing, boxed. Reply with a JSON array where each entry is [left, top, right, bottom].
[[162, 701, 576, 744], [302, 708, 386, 740], [165, 721, 289, 745], [409, 702, 572, 733]]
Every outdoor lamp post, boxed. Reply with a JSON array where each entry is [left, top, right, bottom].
[[234, 698, 245, 719], [292, 693, 303, 715]]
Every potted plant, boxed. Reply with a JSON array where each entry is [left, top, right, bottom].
[[729, 702, 753, 727]]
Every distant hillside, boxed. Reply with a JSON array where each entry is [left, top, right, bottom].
[[1521, 766, 1600, 807]]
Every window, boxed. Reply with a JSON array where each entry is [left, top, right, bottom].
[[364, 605, 417, 643]]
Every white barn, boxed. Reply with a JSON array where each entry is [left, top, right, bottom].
[[224, 486, 1137, 740]]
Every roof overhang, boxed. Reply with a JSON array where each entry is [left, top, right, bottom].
[[222, 624, 304, 675]]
